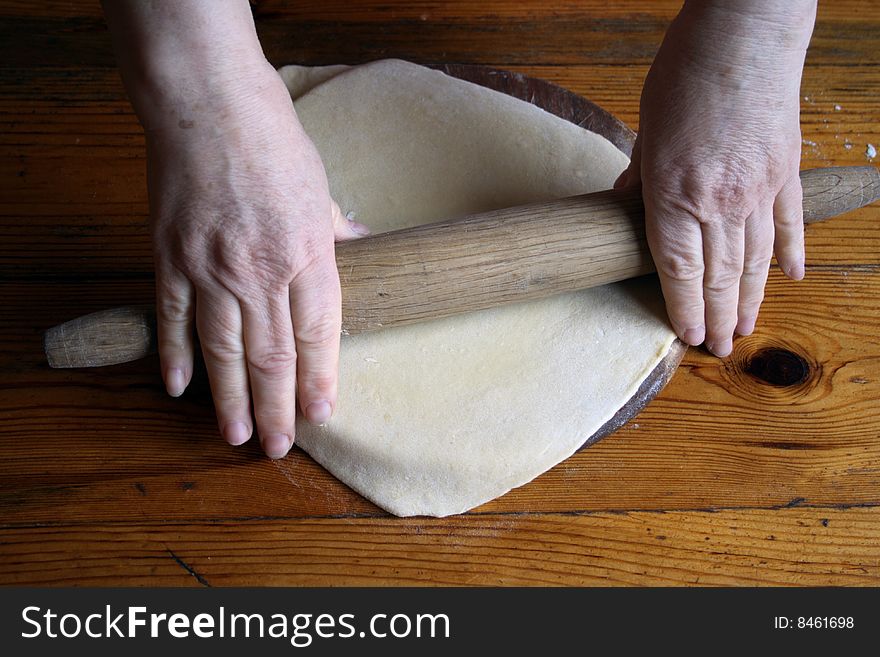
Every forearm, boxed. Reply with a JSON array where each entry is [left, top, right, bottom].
[[102, 0, 272, 129], [672, 0, 816, 76]]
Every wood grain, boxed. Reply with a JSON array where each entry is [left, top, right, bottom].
[[1, 0, 879, 586], [1, 507, 877, 586], [3, 269, 879, 523]]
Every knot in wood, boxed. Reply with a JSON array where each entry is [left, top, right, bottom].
[[720, 339, 822, 405], [745, 347, 811, 387]]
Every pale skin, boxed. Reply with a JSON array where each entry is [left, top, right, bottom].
[[615, 0, 816, 356], [103, 0, 816, 459]]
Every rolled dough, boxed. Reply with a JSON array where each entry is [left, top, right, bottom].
[[282, 59, 676, 517]]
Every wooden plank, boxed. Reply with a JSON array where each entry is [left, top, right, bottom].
[[2, 1, 678, 21], [0, 0, 875, 25], [0, 1, 877, 71], [2, 266, 878, 523], [1, 0, 878, 588], [4, 62, 880, 141], [1, 507, 877, 586], [251, 0, 877, 25]]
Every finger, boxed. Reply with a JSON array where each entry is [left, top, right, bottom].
[[290, 256, 342, 426], [196, 287, 253, 448], [614, 132, 643, 190], [773, 175, 805, 280], [645, 199, 706, 347], [241, 291, 297, 459], [701, 217, 745, 357], [331, 198, 370, 242], [155, 263, 195, 397], [736, 205, 774, 336]]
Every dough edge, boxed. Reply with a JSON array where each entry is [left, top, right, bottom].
[[280, 59, 676, 517]]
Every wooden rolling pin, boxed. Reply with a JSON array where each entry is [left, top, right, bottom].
[[45, 166, 880, 368]]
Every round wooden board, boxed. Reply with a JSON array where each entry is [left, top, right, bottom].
[[439, 63, 687, 452]]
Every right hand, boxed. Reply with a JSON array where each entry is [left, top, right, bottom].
[[614, 1, 814, 357], [146, 60, 367, 458]]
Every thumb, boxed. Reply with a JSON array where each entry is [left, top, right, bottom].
[[331, 198, 371, 242], [614, 132, 643, 190]]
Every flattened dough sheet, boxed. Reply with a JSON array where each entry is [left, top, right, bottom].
[[282, 59, 676, 517]]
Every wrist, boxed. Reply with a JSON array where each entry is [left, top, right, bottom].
[[104, 0, 275, 128], [124, 51, 277, 131], [674, 0, 816, 65]]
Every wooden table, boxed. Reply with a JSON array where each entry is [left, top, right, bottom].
[[1, 0, 878, 586]]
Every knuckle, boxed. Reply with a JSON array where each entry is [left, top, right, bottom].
[[775, 213, 803, 230], [300, 372, 337, 397], [655, 251, 704, 283], [667, 304, 704, 330], [295, 310, 340, 348], [703, 252, 742, 294], [247, 349, 297, 378], [212, 390, 249, 411], [255, 414, 294, 436], [661, 159, 768, 222], [703, 271, 741, 295], [246, 244, 297, 285], [253, 403, 294, 430], [742, 255, 770, 276], [154, 192, 338, 299], [774, 205, 804, 228], [169, 215, 299, 293], [669, 309, 703, 328], [164, 222, 215, 279], [709, 247, 742, 274], [158, 328, 189, 354], [709, 311, 738, 331], [214, 241, 296, 294], [200, 339, 245, 366], [157, 288, 191, 323], [295, 243, 337, 282]]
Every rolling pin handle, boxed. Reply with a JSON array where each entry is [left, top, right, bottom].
[[800, 166, 880, 223], [43, 305, 157, 369]]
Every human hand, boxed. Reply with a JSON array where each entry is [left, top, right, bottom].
[[102, 0, 370, 458], [615, 1, 816, 356], [146, 62, 367, 458]]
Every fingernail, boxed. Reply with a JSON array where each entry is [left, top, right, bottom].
[[349, 220, 371, 236], [706, 338, 733, 358], [306, 400, 333, 426], [736, 316, 757, 336], [681, 326, 705, 346], [224, 421, 251, 446], [786, 263, 805, 280], [166, 368, 186, 397], [263, 433, 292, 459]]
